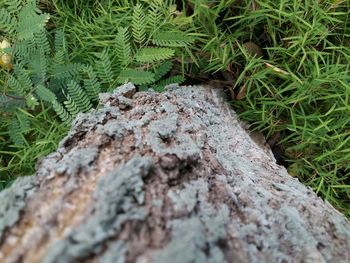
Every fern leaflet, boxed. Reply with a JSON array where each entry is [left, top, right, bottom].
[[148, 0, 163, 33], [50, 62, 83, 80], [115, 27, 131, 67], [16, 110, 30, 135], [8, 110, 31, 146], [17, 1, 50, 40], [154, 60, 173, 81], [53, 30, 68, 64], [8, 117, 26, 145], [13, 63, 32, 93], [83, 65, 101, 101], [30, 49, 47, 84], [34, 29, 50, 55], [8, 75, 25, 95], [153, 75, 185, 92], [95, 49, 114, 85], [63, 95, 80, 118], [117, 69, 155, 85], [35, 84, 56, 102], [132, 4, 147, 46], [4, 0, 22, 14], [0, 8, 17, 34], [135, 47, 174, 63], [52, 100, 72, 124], [66, 80, 92, 113], [152, 32, 193, 47]]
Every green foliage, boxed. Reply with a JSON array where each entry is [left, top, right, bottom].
[[117, 69, 155, 85], [115, 27, 132, 67], [95, 49, 114, 85], [152, 75, 185, 92], [154, 60, 173, 81], [0, 8, 16, 34], [35, 84, 56, 102], [132, 3, 147, 46], [148, 0, 163, 33], [0, 1, 100, 180], [52, 0, 195, 91], [152, 32, 193, 47], [52, 100, 72, 125], [135, 47, 175, 63], [8, 112, 29, 146], [83, 65, 101, 101], [17, 0, 50, 40], [66, 80, 92, 114]]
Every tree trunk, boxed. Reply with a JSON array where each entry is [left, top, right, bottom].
[[0, 83, 349, 263]]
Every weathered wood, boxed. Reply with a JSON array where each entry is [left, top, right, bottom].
[[0, 83, 349, 263]]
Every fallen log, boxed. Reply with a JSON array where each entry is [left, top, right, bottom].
[[0, 83, 349, 263]]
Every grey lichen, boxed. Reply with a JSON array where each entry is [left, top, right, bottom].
[[55, 147, 99, 175], [156, 179, 230, 263], [98, 241, 127, 263], [43, 156, 153, 263], [0, 176, 37, 239]]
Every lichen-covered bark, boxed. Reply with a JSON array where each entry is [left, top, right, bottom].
[[0, 83, 349, 263]]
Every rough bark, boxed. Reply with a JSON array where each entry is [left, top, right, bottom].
[[0, 83, 349, 263]]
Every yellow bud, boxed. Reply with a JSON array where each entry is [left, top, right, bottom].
[[0, 39, 12, 70]]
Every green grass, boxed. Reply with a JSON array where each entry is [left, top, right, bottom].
[[193, 0, 350, 216], [0, 103, 67, 188], [0, 0, 349, 217]]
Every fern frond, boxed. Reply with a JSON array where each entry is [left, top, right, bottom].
[[17, 1, 50, 40], [8, 117, 26, 145], [53, 30, 68, 64], [4, 0, 22, 14], [54, 29, 66, 52], [30, 49, 47, 84], [95, 49, 114, 85], [0, 8, 17, 34], [13, 63, 32, 93], [154, 60, 173, 81], [35, 84, 56, 102], [152, 32, 193, 47], [117, 69, 155, 85], [53, 50, 66, 65], [0, 95, 12, 110], [66, 80, 92, 113], [83, 65, 101, 101], [0, 94, 25, 112], [6, 109, 31, 146], [148, 0, 163, 33], [154, 75, 185, 92], [52, 99, 72, 124], [34, 29, 50, 55], [14, 39, 36, 62], [63, 95, 79, 119], [115, 27, 131, 67], [132, 4, 147, 46], [8, 75, 25, 95], [50, 62, 83, 80], [135, 47, 174, 63], [16, 111, 30, 134]]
